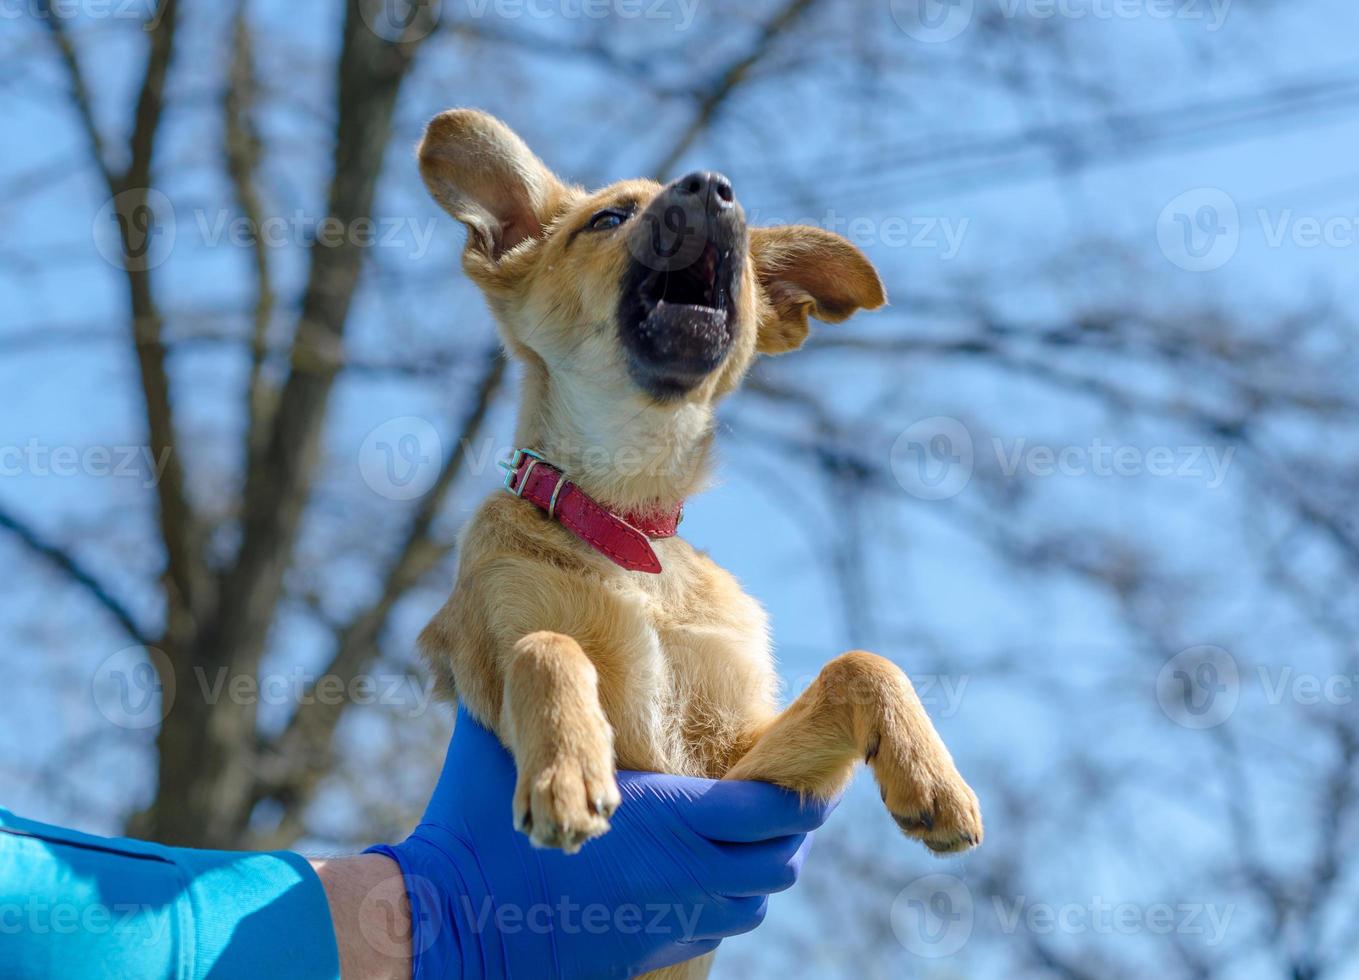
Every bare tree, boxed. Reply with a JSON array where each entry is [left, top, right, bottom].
[[3, 1, 1357, 977]]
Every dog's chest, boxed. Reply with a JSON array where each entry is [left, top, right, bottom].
[[600, 564, 779, 778]]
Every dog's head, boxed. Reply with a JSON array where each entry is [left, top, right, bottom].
[[418, 109, 884, 499]]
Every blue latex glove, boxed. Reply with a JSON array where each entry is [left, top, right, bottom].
[[367, 707, 836, 979]]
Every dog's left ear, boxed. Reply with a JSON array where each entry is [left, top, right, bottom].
[[418, 109, 567, 263], [750, 226, 887, 355]]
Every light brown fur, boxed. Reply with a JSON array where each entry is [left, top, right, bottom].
[[416, 109, 983, 979]]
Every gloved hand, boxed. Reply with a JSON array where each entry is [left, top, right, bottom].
[[367, 707, 836, 979]]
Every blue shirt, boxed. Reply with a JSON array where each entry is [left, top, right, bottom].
[[0, 808, 340, 979]]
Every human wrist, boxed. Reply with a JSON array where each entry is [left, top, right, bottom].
[[311, 854, 411, 980], [365, 826, 500, 980]]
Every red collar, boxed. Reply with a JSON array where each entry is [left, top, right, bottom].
[[500, 449, 683, 574]]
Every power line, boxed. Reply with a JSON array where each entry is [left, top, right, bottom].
[[756, 70, 1359, 211]]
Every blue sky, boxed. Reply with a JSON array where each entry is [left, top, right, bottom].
[[4, 1, 1359, 975]]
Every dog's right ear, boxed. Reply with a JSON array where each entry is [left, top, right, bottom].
[[418, 109, 566, 263], [750, 225, 887, 355]]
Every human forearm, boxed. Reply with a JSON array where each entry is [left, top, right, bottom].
[[0, 808, 340, 979], [310, 854, 411, 980]]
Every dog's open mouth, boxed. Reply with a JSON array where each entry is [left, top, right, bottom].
[[620, 241, 738, 399], [641, 241, 725, 314]]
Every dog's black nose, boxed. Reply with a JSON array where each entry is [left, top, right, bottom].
[[674, 170, 734, 209]]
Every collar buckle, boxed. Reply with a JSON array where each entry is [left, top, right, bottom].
[[500, 448, 546, 497]]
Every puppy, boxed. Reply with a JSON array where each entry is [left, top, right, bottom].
[[415, 110, 982, 978]]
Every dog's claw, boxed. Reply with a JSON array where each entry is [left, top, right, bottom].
[[893, 811, 935, 833]]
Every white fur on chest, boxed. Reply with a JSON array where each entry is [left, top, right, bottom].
[[602, 557, 778, 776]]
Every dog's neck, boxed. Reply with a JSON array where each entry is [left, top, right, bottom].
[[513, 361, 714, 515]]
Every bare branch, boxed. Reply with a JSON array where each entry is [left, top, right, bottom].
[[40, 0, 203, 628], [651, 0, 822, 179], [0, 505, 152, 647], [35, 6, 113, 188], [223, 2, 278, 476], [212, 0, 433, 678]]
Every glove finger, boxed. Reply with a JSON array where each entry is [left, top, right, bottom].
[[704, 833, 809, 897], [678, 780, 839, 842]]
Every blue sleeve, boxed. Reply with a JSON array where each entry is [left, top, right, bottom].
[[0, 807, 340, 980]]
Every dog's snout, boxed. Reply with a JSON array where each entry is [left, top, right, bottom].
[[673, 170, 734, 210]]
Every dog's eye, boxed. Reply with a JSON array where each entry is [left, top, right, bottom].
[[587, 208, 629, 231]]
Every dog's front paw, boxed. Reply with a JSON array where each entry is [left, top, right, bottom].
[[513, 737, 621, 854], [869, 725, 983, 856]]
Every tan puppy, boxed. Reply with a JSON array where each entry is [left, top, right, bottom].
[[416, 109, 982, 978]]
